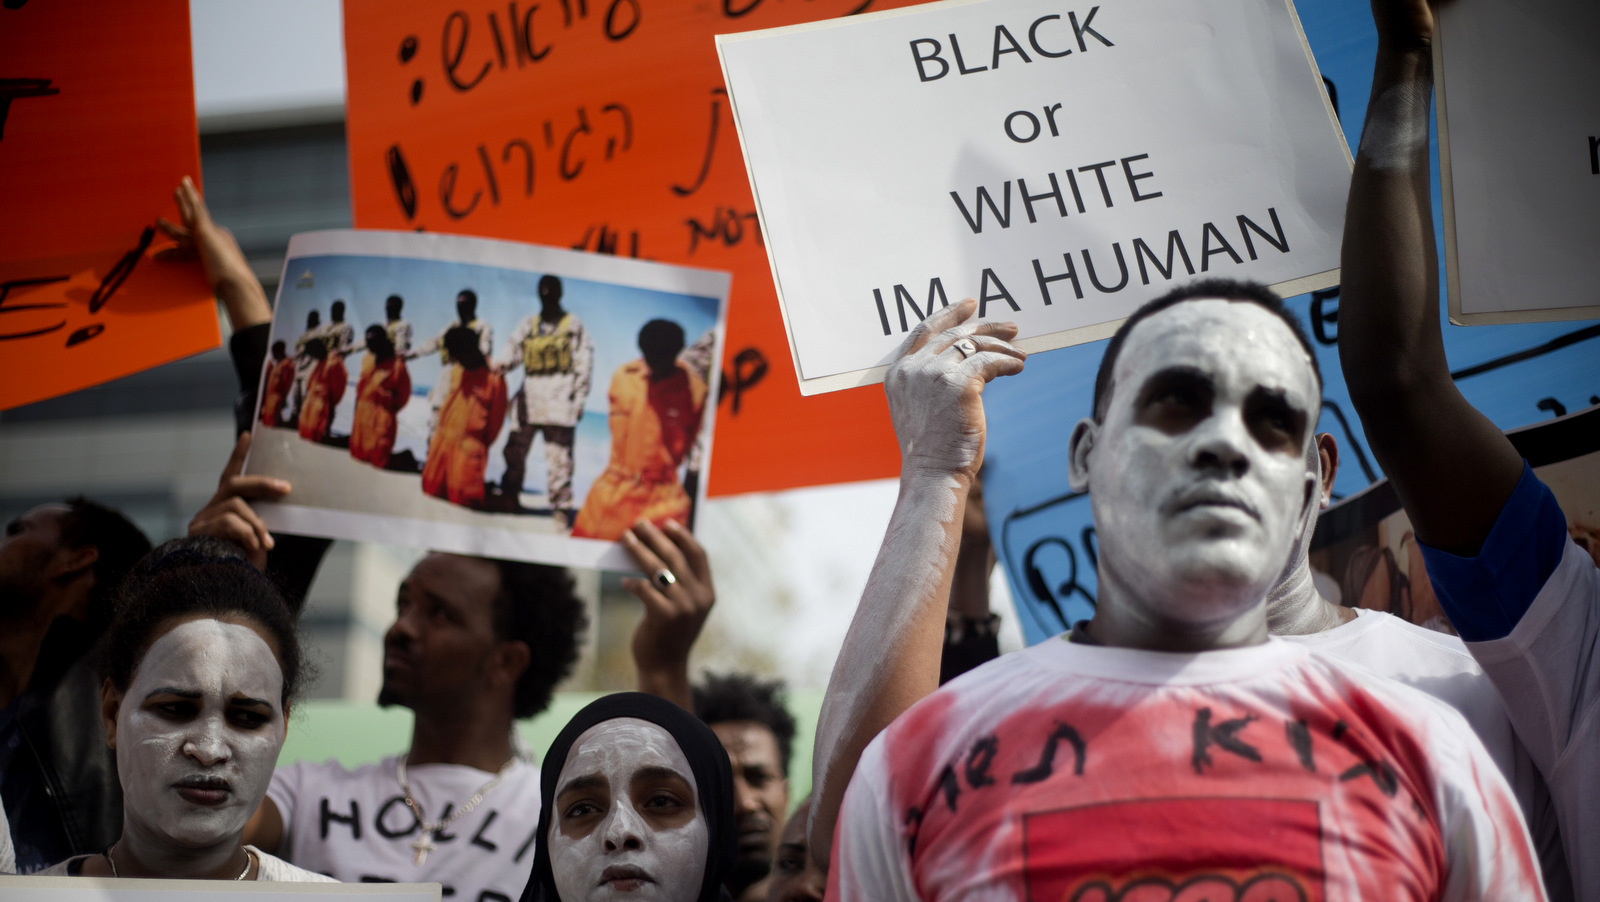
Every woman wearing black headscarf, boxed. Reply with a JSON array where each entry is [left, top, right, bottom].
[[521, 692, 736, 902]]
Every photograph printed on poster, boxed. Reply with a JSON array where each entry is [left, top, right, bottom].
[[246, 229, 730, 571]]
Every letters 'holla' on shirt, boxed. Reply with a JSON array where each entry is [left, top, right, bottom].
[[268, 756, 541, 901]]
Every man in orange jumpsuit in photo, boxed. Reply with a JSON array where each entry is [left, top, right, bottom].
[[572, 319, 706, 541], [259, 341, 295, 428], [422, 326, 507, 508], [296, 338, 348, 443], [350, 325, 412, 469]]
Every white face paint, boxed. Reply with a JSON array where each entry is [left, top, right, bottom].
[[1073, 300, 1319, 629], [116, 618, 286, 848], [1357, 82, 1432, 173], [1265, 440, 1344, 636], [550, 718, 708, 902]]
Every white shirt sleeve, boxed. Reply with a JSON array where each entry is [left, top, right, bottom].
[[828, 736, 920, 902], [1466, 541, 1600, 776]]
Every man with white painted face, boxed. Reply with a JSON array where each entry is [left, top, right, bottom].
[[823, 286, 1545, 899], [0, 498, 149, 873], [809, 418, 1571, 897], [243, 554, 588, 898]]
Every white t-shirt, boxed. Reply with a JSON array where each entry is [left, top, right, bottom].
[[36, 845, 334, 882], [830, 637, 1545, 901], [1464, 540, 1600, 902], [268, 756, 541, 900], [1284, 607, 1570, 899]]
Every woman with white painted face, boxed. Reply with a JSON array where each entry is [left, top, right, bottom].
[[39, 537, 332, 881], [520, 692, 736, 902]]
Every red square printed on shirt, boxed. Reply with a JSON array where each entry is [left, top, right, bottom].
[[1021, 796, 1325, 902]]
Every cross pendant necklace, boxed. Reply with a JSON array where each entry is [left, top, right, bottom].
[[410, 832, 437, 866], [396, 753, 516, 868]]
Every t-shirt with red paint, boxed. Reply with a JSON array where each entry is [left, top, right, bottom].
[[828, 637, 1544, 902]]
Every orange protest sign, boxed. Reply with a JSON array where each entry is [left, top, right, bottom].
[[0, 0, 218, 412], [344, 0, 931, 496]]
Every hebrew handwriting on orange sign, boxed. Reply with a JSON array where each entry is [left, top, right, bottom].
[[0, 0, 218, 412], [345, 0, 933, 496]]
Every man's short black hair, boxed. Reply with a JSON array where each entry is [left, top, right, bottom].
[[693, 672, 797, 776], [1091, 278, 1322, 423], [58, 497, 150, 632], [489, 560, 588, 719]]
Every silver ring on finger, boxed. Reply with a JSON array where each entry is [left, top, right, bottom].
[[653, 568, 677, 589], [953, 338, 978, 359]]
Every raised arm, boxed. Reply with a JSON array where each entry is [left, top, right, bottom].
[[1338, 0, 1523, 556], [809, 299, 1024, 867], [158, 176, 271, 331], [624, 519, 715, 712]]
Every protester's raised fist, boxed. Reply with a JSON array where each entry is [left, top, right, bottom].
[[187, 432, 291, 570], [1370, 0, 1435, 50], [884, 298, 1025, 483], [622, 518, 716, 710]]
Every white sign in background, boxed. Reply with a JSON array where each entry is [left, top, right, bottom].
[[1436, 0, 1600, 325], [719, 0, 1352, 394]]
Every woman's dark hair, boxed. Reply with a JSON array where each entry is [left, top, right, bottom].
[[523, 692, 736, 902], [103, 537, 304, 703]]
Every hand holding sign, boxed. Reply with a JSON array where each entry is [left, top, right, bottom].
[[188, 432, 293, 570], [623, 518, 717, 710], [1370, 0, 1436, 50], [157, 176, 272, 330], [886, 298, 1025, 484]]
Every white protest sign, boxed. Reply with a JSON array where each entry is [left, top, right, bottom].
[[718, 0, 1351, 394], [0, 877, 439, 901], [1435, 0, 1600, 325]]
